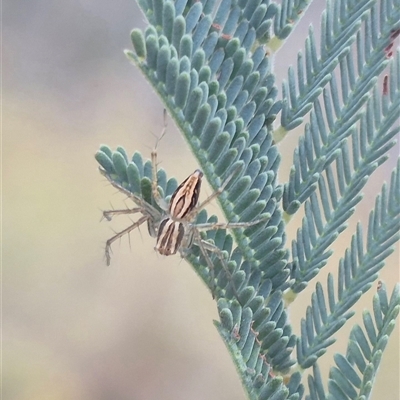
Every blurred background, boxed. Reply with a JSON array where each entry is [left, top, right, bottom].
[[4, 1, 399, 399]]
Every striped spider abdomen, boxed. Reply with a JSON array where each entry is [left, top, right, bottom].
[[155, 219, 185, 256]]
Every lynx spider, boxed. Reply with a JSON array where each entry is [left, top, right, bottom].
[[101, 112, 267, 298]]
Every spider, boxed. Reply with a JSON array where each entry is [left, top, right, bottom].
[[100, 116, 267, 298]]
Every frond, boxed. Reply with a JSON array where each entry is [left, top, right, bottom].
[[277, 0, 400, 138], [271, 0, 312, 44], [288, 50, 400, 293], [305, 283, 399, 400], [126, 1, 291, 291], [328, 282, 400, 400], [96, 1, 400, 399], [283, 3, 400, 213], [100, 1, 299, 381], [96, 146, 298, 379], [296, 160, 400, 368], [306, 363, 327, 400], [215, 314, 304, 400]]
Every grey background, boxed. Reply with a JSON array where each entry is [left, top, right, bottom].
[[4, 1, 399, 399]]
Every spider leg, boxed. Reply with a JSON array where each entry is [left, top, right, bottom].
[[189, 166, 240, 215], [102, 207, 143, 221], [192, 230, 218, 298], [99, 168, 159, 211], [105, 215, 149, 266], [177, 228, 217, 298], [192, 230, 241, 301], [99, 169, 162, 223], [151, 110, 169, 212], [190, 216, 269, 231]]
